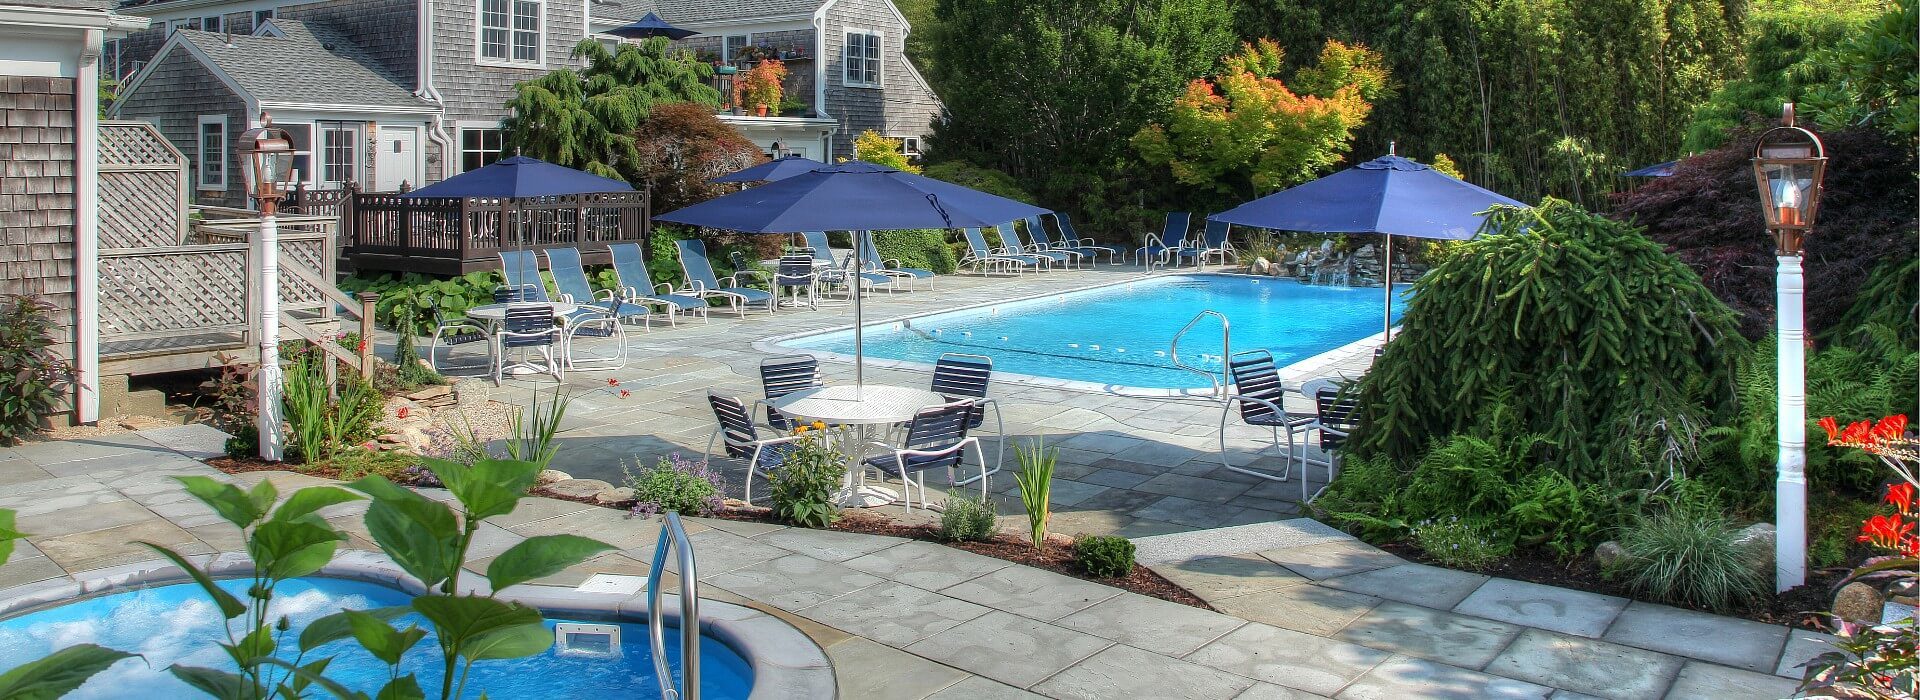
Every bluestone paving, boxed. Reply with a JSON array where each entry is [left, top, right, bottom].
[[1453, 578, 1629, 638], [1660, 660, 1800, 699], [1319, 563, 1491, 610], [827, 637, 970, 700], [627, 528, 791, 579], [1132, 472, 1250, 504], [925, 674, 1046, 699], [1774, 629, 1839, 678], [755, 526, 907, 562], [799, 581, 991, 647], [1334, 601, 1525, 670], [1185, 621, 1392, 696], [840, 540, 1010, 591], [1132, 519, 1349, 565], [1335, 655, 1553, 700], [1235, 682, 1336, 699], [903, 610, 1113, 689], [1600, 600, 1788, 672], [16, 498, 156, 537], [1032, 643, 1257, 700], [1130, 495, 1250, 529], [1258, 540, 1403, 580], [705, 553, 883, 612], [1485, 629, 1686, 700], [1210, 583, 1382, 636], [33, 518, 208, 572], [940, 564, 1120, 621], [0, 555, 65, 587], [1148, 554, 1309, 599], [1053, 591, 1245, 656]]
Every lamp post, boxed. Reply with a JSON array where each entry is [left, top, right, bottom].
[[1752, 104, 1827, 592], [238, 112, 298, 461]]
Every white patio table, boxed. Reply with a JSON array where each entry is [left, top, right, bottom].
[[465, 302, 578, 376], [770, 384, 947, 507]]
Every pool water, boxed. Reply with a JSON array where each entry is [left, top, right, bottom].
[[781, 274, 1409, 389], [0, 578, 753, 699]]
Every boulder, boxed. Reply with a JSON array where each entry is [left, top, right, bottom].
[[593, 487, 636, 505], [1251, 257, 1271, 275], [547, 478, 612, 500], [536, 469, 572, 485], [1834, 582, 1886, 624], [1731, 522, 1776, 578], [405, 385, 453, 402], [1594, 541, 1627, 570]]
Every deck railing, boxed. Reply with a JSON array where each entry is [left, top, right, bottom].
[[344, 191, 651, 275]]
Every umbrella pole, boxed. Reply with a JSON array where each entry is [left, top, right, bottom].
[[854, 230, 865, 386], [1382, 234, 1393, 344]]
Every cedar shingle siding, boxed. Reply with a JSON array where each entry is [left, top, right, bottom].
[[0, 76, 78, 348], [110, 47, 250, 207], [821, 0, 938, 159], [432, 0, 587, 123]]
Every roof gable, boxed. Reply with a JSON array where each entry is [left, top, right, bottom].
[[166, 19, 434, 112]]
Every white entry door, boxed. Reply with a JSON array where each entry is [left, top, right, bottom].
[[375, 126, 421, 192]]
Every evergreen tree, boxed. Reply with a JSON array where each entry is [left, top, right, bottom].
[[502, 39, 722, 182]]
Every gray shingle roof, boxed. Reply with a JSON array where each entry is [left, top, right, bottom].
[[7, 0, 116, 11], [176, 20, 435, 112], [595, 0, 828, 27]]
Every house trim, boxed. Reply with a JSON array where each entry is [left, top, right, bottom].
[[195, 113, 228, 190], [112, 33, 442, 120], [840, 26, 882, 89], [472, 0, 547, 69], [75, 27, 104, 424]]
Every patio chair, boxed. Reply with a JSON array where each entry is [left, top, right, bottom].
[[498, 250, 551, 301], [675, 238, 775, 316], [864, 400, 987, 511], [729, 250, 772, 288], [563, 298, 631, 372], [756, 354, 823, 431], [1133, 211, 1192, 269], [1008, 217, 1076, 269], [705, 392, 805, 504], [857, 231, 934, 291], [930, 352, 1004, 486], [959, 227, 1041, 275], [607, 242, 708, 325], [492, 303, 562, 385], [1218, 350, 1316, 483], [426, 296, 488, 371], [773, 249, 821, 310], [987, 224, 1055, 271], [801, 231, 892, 295], [1296, 377, 1362, 503], [1178, 220, 1235, 268], [1050, 212, 1121, 265]]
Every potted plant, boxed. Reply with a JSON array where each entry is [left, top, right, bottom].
[[734, 58, 787, 117]]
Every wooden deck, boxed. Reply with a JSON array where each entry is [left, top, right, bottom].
[[287, 189, 652, 276]]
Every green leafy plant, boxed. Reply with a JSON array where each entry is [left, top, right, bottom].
[[1608, 506, 1769, 612], [1072, 534, 1136, 578], [767, 431, 844, 528], [339, 271, 502, 337], [281, 346, 385, 465], [387, 305, 447, 390], [504, 386, 571, 470], [1014, 438, 1056, 550], [1409, 517, 1510, 570], [872, 229, 958, 274], [0, 294, 73, 443], [625, 453, 725, 518], [939, 496, 997, 542]]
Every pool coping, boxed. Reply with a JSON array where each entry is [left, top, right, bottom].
[[757, 270, 1395, 398], [0, 551, 835, 700]]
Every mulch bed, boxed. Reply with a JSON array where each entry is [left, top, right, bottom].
[[1377, 541, 1840, 630], [209, 455, 351, 480]]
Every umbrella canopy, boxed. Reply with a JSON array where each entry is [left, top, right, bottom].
[[1622, 160, 1679, 178], [401, 155, 633, 199], [605, 12, 698, 40], [1209, 153, 1526, 342], [710, 155, 829, 183], [656, 161, 1050, 384]]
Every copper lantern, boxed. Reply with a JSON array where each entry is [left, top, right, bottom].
[[1751, 104, 1827, 255], [237, 111, 298, 214]]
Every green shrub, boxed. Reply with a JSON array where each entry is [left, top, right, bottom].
[[281, 345, 385, 464], [386, 305, 447, 390], [768, 433, 844, 528], [1014, 438, 1056, 549], [939, 496, 997, 542], [873, 229, 958, 274], [0, 295, 71, 442], [1409, 517, 1509, 570], [921, 160, 1035, 203], [1073, 534, 1136, 578], [1610, 507, 1769, 612], [626, 453, 725, 517], [340, 270, 501, 336]]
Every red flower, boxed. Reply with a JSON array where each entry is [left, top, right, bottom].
[[1838, 420, 1877, 447], [1902, 535, 1920, 558], [1819, 416, 1841, 443], [619, 389, 631, 398], [396, 406, 410, 419], [607, 378, 620, 387], [1888, 483, 1918, 516], [1872, 414, 1908, 441], [1857, 514, 1915, 550]]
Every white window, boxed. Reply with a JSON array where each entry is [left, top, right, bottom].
[[103, 39, 121, 79], [319, 122, 359, 186], [724, 34, 749, 64], [253, 9, 275, 28], [893, 135, 921, 158], [596, 37, 620, 54], [166, 18, 200, 35], [478, 0, 542, 65], [843, 30, 882, 88], [196, 115, 227, 189], [460, 128, 504, 172], [201, 14, 223, 33]]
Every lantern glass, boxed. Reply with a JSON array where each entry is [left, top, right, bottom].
[[1759, 160, 1817, 228]]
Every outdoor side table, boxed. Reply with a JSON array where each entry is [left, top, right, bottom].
[[770, 384, 948, 507]]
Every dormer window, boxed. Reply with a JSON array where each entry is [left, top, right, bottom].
[[478, 0, 543, 66]]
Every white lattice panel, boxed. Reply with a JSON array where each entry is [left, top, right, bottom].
[[98, 248, 248, 339]]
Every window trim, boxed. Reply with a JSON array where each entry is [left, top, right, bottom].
[[318, 121, 360, 188], [474, 0, 545, 68], [458, 127, 506, 174], [253, 8, 275, 28], [842, 28, 883, 89], [196, 114, 227, 190], [891, 134, 921, 158], [200, 14, 222, 32]]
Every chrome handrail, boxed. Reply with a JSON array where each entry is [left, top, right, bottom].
[[1171, 310, 1231, 399], [647, 512, 700, 700]]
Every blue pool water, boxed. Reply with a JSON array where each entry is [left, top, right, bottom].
[[782, 274, 1409, 389], [0, 578, 753, 699]]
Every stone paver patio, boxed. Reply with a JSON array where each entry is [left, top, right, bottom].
[[0, 428, 1821, 699]]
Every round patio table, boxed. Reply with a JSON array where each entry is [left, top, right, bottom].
[[465, 302, 578, 375], [770, 384, 948, 507]]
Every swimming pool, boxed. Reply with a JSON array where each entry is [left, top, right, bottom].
[[0, 577, 755, 699], [776, 273, 1408, 390]]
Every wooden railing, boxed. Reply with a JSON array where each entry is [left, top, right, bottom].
[[344, 191, 651, 275]]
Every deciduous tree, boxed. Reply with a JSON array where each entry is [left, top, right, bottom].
[[502, 39, 722, 182]]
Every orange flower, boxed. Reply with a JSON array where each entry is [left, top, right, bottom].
[[1872, 414, 1908, 441], [811, 421, 827, 431], [1819, 416, 1841, 443], [1857, 514, 1915, 551], [1886, 483, 1917, 515]]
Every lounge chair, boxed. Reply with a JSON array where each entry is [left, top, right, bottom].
[[1178, 220, 1235, 268], [987, 224, 1055, 271], [1133, 211, 1192, 269], [498, 250, 550, 302], [857, 231, 934, 291], [543, 247, 645, 358], [607, 242, 708, 325], [801, 231, 893, 296], [959, 227, 1039, 275], [1008, 217, 1076, 269], [1050, 212, 1121, 265], [675, 239, 775, 316]]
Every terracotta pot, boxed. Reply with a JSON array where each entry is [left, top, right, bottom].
[[755, 105, 769, 117]]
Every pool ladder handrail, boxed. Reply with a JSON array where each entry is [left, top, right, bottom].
[[1171, 310, 1230, 399], [647, 512, 700, 700]]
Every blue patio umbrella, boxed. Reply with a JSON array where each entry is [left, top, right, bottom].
[[1209, 152, 1526, 341], [656, 160, 1051, 383], [710, 155, 830, 183], [1622, 160, 1679, 178], [606, 12, 699, 40], [404, 155, 635, 284]]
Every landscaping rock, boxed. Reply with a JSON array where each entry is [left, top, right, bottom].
[[1251, 258, 1271, 275], [405, 385, 453, 402], [1833, 582, 1886, 623], [537, 469, 571, 485], [593, 487, 635, 505], [547, 478, 612, 500], [1732, 522, 1775, 577], [1594, 541, 1626, 570], [453, 381, 490, 410]]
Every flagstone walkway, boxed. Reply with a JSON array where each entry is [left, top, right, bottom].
[[0, 428, 1823, 699]]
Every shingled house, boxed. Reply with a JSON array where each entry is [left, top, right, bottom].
[[107, 0, 942, 200]]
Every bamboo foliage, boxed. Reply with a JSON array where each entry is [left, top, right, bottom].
[[1349, 199, 1747, 474]]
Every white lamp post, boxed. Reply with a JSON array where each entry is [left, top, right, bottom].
[[238, 112, 298, 461], [1752, 104, 1827, 592]]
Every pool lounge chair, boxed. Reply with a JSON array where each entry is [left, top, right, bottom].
[[1008, 217, 1076, 269], [544, 246, 648, 340], [801, 231, 894, 296], [1178, 220, 1236, 268], [1134, 211, 1192, 269], [607, 242, 708, 325], [675, 238, 775, 316], [857, 231, 934, 291], [959, 227, 1040, 275], [1050, 212, 1121, 265], [498, 250, 550, 302]]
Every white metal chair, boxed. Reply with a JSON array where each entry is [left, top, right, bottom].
[[426, 296, 487, 371], [563, 298, 633, 372], [706, 392, 807, 504], [491, 303, 562, 385], [864, 400, 987, 510]]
